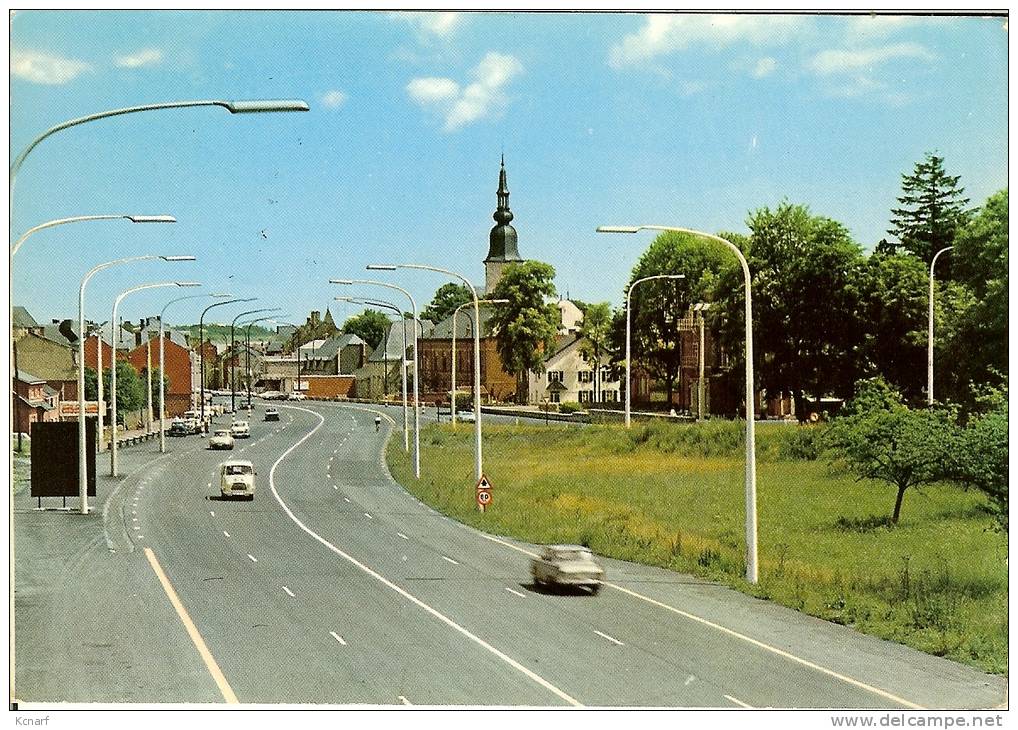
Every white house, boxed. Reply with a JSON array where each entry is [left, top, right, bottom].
[[528, 334, 622, 406]]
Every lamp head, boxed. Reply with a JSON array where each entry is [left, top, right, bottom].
[[365, 264, 398, 271], [127, 215, 176, 224], [596, 226, 641, 234], [329, 279, 354, 285], [222, 99, 310, 114], [160, 255, 196, 262], [176, 282, 202, 287]]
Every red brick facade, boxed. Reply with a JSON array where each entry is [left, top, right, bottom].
[[416, 337, 517, 404], [304, 375, 356, 399], [126, 336, 194, 418]]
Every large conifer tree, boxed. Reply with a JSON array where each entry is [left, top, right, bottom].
[[888, 153, 970, 264]]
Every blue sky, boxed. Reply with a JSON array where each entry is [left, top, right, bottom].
[[10, 11, 1008, 330]]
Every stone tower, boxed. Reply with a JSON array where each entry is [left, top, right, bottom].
[[484, 155, 524, 294]]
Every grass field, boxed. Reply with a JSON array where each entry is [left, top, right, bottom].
[[386, 420, 1007, 675]]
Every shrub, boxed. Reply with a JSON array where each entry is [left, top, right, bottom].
[[558, 401, 583, 414]]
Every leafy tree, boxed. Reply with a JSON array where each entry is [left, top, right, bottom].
[[577, 302, 615, 403], [341, 309, 391, 350], [715, 203, 866, 420], [97, 361, 145, 426], [488, 261, 560, 403], [139, 367, 170, 414], [626, 230, 734, 406], [950, 381, 1008, 531], [826, 378, 959, 524], [888, 152, 970, 264], [421, 283, 473, 324]]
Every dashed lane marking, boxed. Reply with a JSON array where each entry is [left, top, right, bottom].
[[247, 554, 258, 563], [330, 632, 347, 646], [223, 531, 230, 538], [344, 497, 351, 503], [505, 587, 526, 598], [594, 630, 625, 646], [441, 556, 459, 565], [397, 532, 409, 541], [398, 696, 411, 706], [364, 513, 373, 519], [282, 586, 295, 597], [725, 695, 753, 708]]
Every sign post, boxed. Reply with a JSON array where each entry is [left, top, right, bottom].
[[475, 474, 492, 513]]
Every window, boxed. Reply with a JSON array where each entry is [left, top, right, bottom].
[[578, 370, 593, 383], [579, 390, 593, 403], [550, 392, 560, 403], [548, 371, 564, 383]]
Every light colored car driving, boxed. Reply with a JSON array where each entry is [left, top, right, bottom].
[[209, 429, 235, 450], [230, 420, 251, 438], [287, 392, 307, 401], [531, 545, 605, 594], [219, 459, 255, 499]]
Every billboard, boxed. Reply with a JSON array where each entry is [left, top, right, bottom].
[[59, 401, 100, 418], [30, 420, 97, 498]]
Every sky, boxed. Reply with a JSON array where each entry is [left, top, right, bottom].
[[9, 10, 1009, 330]]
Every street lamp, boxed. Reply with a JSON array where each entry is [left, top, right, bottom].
[[157, 292, 230, 452], [239, 315, 288, 409], [335, 296, 410, 451], [231, 308, 280, 413], [110, 281, 200, 476], [75, 254, 194, 513], [599, 224, 759, 584], [11, 214, 176, 257], [332, 276, 422, 479], [450, 299, 507, 429], [199, 298, 256, 425], [623, 274, 685, 429], [928, 246, 953, 406], [366, 264, 485, 484], [693, 302, 712, 422]]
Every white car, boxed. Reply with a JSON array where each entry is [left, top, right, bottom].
[[531, 545, 605, 594], [230, 420, 251, 438], [209, 429, 235, 450], [220, 459, 256, 500], [287, 392, 307, 401]]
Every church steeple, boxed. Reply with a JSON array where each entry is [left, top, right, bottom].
[[485, 155, 522, 267], [493, 154, 514, 226]]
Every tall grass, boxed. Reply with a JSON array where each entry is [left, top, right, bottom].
[[388, 421, 1006, 675]]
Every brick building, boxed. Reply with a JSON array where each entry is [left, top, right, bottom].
[[126, 335, 196, 418], [13, 370, 60, 435]]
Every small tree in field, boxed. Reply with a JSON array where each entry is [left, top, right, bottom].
[[951, 381, 1008, 532], [826, 378, 958, 524]]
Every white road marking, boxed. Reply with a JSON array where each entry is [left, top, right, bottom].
[[210, 511, 215, 517], [441, 556, 459, 565], [685, 675, 695, 686], [398, 695, 411, 706], [223, 531, 230, 538], [333, 485, 338, 490], [207, 483, 212, 488], [364, 512, 373, 519], [247, 554, 258, 563], [505, 587, 526, 598], [330, 631, 347, 646], [133, 526, 140, 531], [594, 630, 624, 646], [397, 532, 409, 541], [282, 586, 295, 597], [724, 695, 753, 708], [269, 405, 581, 707], [344, 497, 351, 503]]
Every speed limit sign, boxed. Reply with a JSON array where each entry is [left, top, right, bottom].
[[476, 474, 493, 510], [477, 490, 491, 505]]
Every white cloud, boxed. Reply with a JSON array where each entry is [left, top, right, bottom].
[[751, 57, 778, 78], [609, 14, 809, 67], [809, 42, 933, 75], [11, 49, 91, 85], [114, 48, 163, 68], [407, 52, 523, 132], [390, 12, 463, 39], [320, 90, 348, 109]]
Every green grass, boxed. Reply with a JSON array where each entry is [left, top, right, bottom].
[[387, 420, 1007, 675]]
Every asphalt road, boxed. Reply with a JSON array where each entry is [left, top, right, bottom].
[[12, 400, 1006, 707]]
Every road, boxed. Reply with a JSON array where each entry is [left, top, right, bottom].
[[13, 400, 1006, 707]]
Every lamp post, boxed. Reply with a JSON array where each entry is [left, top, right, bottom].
[[335, 296, 410, 451], [599, 224, 759, 584], [332, 277, 422, 479], [199, 298, 256, 426], [110, 281, 200, 476], [157, 292, 229, 452], [240, 315, 287, 409], [450, 299, 507, 428], [230, 308, 279, 413], [75, 254, 194, 512], [623, 274, 685, 429], [11, 214, 175, 258], [693, 302, 712, 422], [928, 246, 953, 406]]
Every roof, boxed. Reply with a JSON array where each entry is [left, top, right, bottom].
[[427, 307, 496, 340], [16, 394, 55, 410], [220, 458, 254, 467], [306, 333, 367, 361], [15, 369, 45, 385], [42, 384, 59, 397], [12, 306, 39, 329], [13, 332, 76, 380], [545, 380, 568, 393], [367, 320, 434, 363]]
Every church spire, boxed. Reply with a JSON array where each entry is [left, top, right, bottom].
[[493, 154, 513, 226]]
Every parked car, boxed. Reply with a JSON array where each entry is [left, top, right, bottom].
[[531, 545, 605, 594], [209, 429, 235, 450], [168, 418, 191, 436], [219, 459, 256, 500], [287, 392, 307, 401], [264, 408, 280, 422], [259, 391, 282, 400], [230, 420, 251, 438]]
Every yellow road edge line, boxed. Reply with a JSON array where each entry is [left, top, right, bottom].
[[144, 547, 238, 704]]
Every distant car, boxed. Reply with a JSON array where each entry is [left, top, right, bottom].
[[209, 429, 235, 450], [531, 545, 605, 594], [264, 408, 280, 421], [168, 418, 191, 436], [456, 410, 476, 423], [259, 391, 281, 400], [231, 420, 251, 438], [219, 459, 255, 500], [287, 392, 306, 401]]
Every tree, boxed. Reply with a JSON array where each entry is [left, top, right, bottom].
[[139, 367, 170, 414], [626, 230, 734, 407], [104, 361, 144, 426], [488, 261, 560, 403], [341, 309, 391, 350], [951, 381, 1008, 531], [577, 302, 614, 403], [827, 378, 959, 524], [714, 203, 866, 420], [421, 283, 473, 324], [888, 152, 970, 264]]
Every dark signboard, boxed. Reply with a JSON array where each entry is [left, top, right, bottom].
[[30, 420, 96, 498]]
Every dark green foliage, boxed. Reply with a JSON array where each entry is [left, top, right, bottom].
[[950, 381, 1008, 531], [888, 153, 971, 264], [558, 401, 583, 414], [421, 283, 473, 324], [342, 309, 391, 350], [577, 302, 615, 402]]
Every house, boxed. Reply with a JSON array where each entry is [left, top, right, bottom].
[[12, 331, 78, 404], [300, 334, 368, 376], [352, 319, 426, 401], [13, 369, 60, 434], [126, 335, 197, 418], [528, 334, 623, 406]]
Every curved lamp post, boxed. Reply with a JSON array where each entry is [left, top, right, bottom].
[[335, 296, 410, 451], [157, 292, 230, 452], [230, 308, 280, 412], [239, 315, 288, 409], [599, 224, 758, 584], [199, 298, 256, 425], [928, 246, 953, 406], [331, 277, 421, 479], [110, 281, 200, 476], [624, 274, 685, 429], [450, 299, 507, 429], [12, 214, 175, 257], [76, 254, 194, 512]]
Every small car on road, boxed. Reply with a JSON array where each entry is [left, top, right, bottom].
[[168, 418, 191, 436], [264, 408, 280, 421], [531, 545, 605, 594], [231, 420, 251, 438], [287, 392, 307, 401], [209, 429, 235, 450], [219, 459, 256, 500]]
